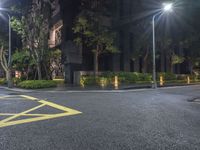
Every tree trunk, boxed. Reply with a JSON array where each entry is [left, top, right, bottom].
[[43, 63, 51, 80], [94, 51, 98, 77], [26, 65, 30, 80], [160, 49, 165, 72], [142, 49, 149, 73], [142, 59, 147, 73], [170, 62, 174, 73], [6, 68, 13, 88], [37, 62, 42, 80]]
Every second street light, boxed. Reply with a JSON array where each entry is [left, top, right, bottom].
[[152, 3, 173, 89], [0, 10, 13, 88]]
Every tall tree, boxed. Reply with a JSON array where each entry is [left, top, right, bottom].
[[0, 26, 12, 86], [73, 0, 118, 76], [11, 0, 51, 80]]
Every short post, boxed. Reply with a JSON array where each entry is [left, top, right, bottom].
[[160, 75, 164, 86], [187, 76, 190, 84], [100, 77, 106, 88], [80, 77, 85, 88], [114, 76, 119, 90]]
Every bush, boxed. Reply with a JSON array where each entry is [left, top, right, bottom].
[[137, 73, 152, 82], [18, 80, 57, 89], [158, 72, 176, 81], [0, 78, 7, 85], [176, 74, 187, 80], [12, 77, 23, 85], [80, 72, 152, 86], [80, 76, 98, 86]]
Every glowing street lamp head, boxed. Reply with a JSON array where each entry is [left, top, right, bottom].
[[163, 3, 173, 12]]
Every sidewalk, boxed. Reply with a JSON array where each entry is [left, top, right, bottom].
[[43, 82, 200, 91], [0, 82, 199, 93]]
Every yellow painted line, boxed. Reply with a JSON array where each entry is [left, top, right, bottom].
[[0, 104, 46, 123], [39, 100, 82, 115], [0, 112, 75, 128], [20, 95, 38, 101], [0, 95, 82, 128], [0, 95, 13, 99], [0, 113, 53, 117]]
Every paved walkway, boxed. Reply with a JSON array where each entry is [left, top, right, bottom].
[[0, 82, 200, 93]]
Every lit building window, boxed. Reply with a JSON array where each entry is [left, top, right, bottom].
[[49, 20, 63, 48]]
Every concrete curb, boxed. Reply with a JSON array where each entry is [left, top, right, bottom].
[[0, 86, 33, 93], [0, 84, 199, 93]]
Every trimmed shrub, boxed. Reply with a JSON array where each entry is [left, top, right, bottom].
[[0, 78, 7, 85], [12, 77, 23, 85], [158, 72, 176, 81], [137, 73, 152, 82], [80, 72, 152, 86], [18, 80, 57, 89], [80, 76, 98, 86], [176, 74, 187, 80]]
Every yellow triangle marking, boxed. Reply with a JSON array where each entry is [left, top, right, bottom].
[[0, 113, 53, 117], [0, 104, 46, 123], [0, 95, 82, 128], [20, 95, 38, 101], [0, 95, 15, 99]]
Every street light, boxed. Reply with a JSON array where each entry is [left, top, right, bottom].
[[152, 3, 173, 89], [0, 10, 12, 88]]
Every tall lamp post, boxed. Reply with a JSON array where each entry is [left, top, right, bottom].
[[0, 10, 13, 88], [152, 3, 173, 89]]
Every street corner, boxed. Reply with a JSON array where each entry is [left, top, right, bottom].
[[0, 94, 82, 128]]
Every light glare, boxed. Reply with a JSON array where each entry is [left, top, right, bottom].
[[163, 3, 173, 12]]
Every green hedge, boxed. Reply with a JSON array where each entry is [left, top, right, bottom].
[[80, 72, 152, 86], [158, 72, 176, 80], [18, 80, 57, 89], [80, 71, 200, 86], [0, 78, 7, 85]]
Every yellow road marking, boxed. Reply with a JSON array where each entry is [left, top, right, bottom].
[[0, 104, 46, 123], [39, 100, 81, 115], [20, 95, 38, 101], [0, 113, 76, 128], [0, 95, 82, 128], [0, 113, 54, 117], [0, 95, 14, 99]]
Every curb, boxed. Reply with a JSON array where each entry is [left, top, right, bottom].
[[0, 84, 199, 93], [0, 86, 33, 93]]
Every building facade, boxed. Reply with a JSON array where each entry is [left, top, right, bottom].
[[49, 0, 187, 83]]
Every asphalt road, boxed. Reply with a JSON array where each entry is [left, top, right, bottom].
[[0, 85, 200, 150]]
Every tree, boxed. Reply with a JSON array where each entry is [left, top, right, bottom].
[[48, 49, 62, 79], [0, 26, 13, 86], [132, 19, 152, 73], [12, 49, 35, 80], [73, 0, 118, 76], [0, 46, 11, 83], [11, 0, 51, 80], [181, 36, 200, 73]]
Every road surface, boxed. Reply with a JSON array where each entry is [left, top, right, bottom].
[[0, 85, 200, 150]]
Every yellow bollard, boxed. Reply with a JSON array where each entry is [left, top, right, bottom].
[[114, 76, 119, 90], [160, 75, 164, 86], [100, 78, 105, 88], [80, 77, 85, 88], [187, 76, 190, 84]]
